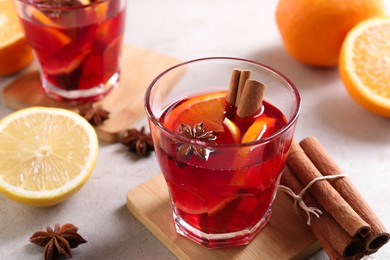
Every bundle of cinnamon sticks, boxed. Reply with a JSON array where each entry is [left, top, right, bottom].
[[281, 137, 389, 259]]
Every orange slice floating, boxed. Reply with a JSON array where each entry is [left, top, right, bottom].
[[223, 117, 241, 144], [241, 117, 276, 143], [40, 48, 90, 75], [163, 91, 227, 132]]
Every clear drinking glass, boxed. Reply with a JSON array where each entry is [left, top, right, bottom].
[[145, 57, 301, 248], [13, 0, 126, 103]]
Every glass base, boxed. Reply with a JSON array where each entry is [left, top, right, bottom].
[[41, 72, 119, 104], [173, 206, 273, 248]]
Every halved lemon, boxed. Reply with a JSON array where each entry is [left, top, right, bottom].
[[339, 17, 390, 117], [0, 107, 98, 207]]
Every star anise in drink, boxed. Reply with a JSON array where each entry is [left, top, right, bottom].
[[176, 122, 217, 161], [30, 223, 87, 260]]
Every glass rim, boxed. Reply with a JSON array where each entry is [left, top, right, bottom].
[[145, 57, 301, 148], [15, 0, 110, 10]]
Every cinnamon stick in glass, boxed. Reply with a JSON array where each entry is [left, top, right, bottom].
[[236, 80, 265, 118], [234, 70, 251, 108], [299, 136, 390, 252], [227, 69, 251, 107], [227, 69, 253, 119], [281, 166, 362, 259], [227, 69, 265, 120], [227, 69, 241, 106], [287, 141, 371, 237]]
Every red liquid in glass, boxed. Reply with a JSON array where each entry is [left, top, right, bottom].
[[20, 2, 125, 100], [154, 90, 290, 247]]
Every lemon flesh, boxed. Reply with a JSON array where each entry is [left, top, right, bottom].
[[0, 107, 98, 206]]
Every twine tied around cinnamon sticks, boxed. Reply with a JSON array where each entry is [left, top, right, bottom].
[[281, 137, 390, 259], [279, 174, 348, 226]]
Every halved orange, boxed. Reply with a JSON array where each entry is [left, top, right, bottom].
[[0, 0, 34, 75], [163, 91, 227, 132], [339, 17, 390, 117]]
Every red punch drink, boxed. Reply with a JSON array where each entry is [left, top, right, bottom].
[[14, 0, 126, 102], [159, 91, 287, 236], [145, 58, 300, 248]]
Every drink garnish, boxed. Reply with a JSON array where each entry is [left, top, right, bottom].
[[227, 69, 251, 108], [241, 117, 276, 143], [236, 80, 266, 118], [227, 69, 266, 120], [176, 122, 217, 161]]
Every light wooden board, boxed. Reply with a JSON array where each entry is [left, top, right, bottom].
[[126, 174, 321, 260], [1, 44, 182, 143]]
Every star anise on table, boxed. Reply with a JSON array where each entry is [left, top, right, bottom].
[[77, 103, 110, 126], [176, 122, 217, 161], [120, 126, 154, 156], [29, 223, 87, 260]]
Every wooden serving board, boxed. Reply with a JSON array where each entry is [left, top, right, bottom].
[[126, 174, 321, 260], [1, 44, 182, 143]]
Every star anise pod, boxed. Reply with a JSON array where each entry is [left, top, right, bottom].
[[77, 103, 110, 126], [30, 223, 87, 260], [120, 126, 154, 156], [176, 122, 217, 161]]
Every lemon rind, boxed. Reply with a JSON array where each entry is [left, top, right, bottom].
[[0, 107, 98, 205]]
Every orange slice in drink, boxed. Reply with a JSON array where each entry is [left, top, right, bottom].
[[230, 116, 277, 186], [29, 7, 59, 28], [223, 117, 241, 144], [241, 117, 276, 143], [170, 182, 237, 215], [163, 91, 227, 132], [24, 20, 71, 52], [40, 48, 91, 75], [95, 1, 109, 21]]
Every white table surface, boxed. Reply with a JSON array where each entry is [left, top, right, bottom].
[[1, 1, 390, 259]]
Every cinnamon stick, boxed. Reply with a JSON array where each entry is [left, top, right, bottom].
[[227, 69, 251, 107], [227, 69, 241, 106], [236, 80, 265, 118], [235, 70, 251, 107], [287, 141, 371, 238], [281, 166, 362, 259], [300, 137, 390, 252]]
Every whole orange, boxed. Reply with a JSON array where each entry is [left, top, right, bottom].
[[275, 0, 386, 67]]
